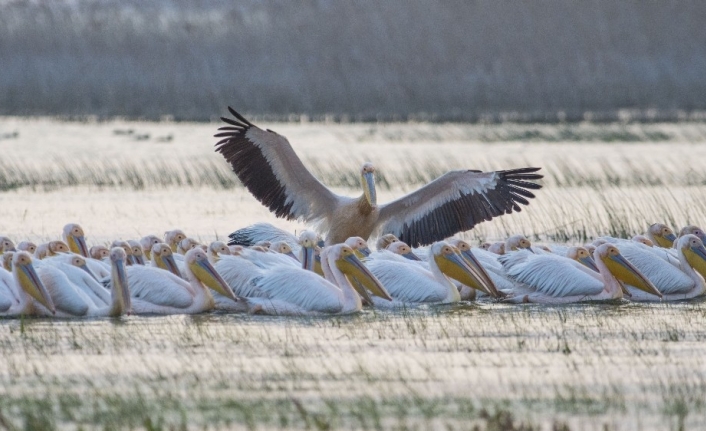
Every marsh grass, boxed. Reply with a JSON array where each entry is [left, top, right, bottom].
[[0, 304, 705, 430]]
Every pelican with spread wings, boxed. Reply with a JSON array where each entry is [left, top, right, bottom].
[[215, 107, 543, 247]]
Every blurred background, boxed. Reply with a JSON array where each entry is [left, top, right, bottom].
[[2, 0, 705, 122]]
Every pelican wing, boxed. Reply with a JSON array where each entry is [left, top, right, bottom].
[[377, 168, 542, 247], [126, 266, 194, 308], [366, 259, 449, 303], [502, 253, 604, 298], [228, 222, 299, 250], [215, 108, 341, 223]]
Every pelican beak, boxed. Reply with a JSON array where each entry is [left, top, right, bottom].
[[162, 254, 182, 278], [336, 253, 392, 301], [144, 249, 152, 260], [402, 251, 422, 261], [684, 244, 706, 280], [460, 249, 500, 298], [133, 255, 146, 265], [78, 263, 99, 281], [301, 246, 315, 272], [358, 247, 371, 258], [603, 253, 662, 298], [18, 263, 55, 314], [436, 251, 493, 296], [112, 257, 131, 315], [313, 251, 325, 276], [351, 278, 374, 305], [363, 171, 377, 206], [285, 251, 299, 262], [656, 233, 677, 248], [191, 258, 238, 301], [578, 256, 599, 272], [69, 235, 89, 257]]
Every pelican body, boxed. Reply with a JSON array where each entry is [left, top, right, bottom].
[[216, 108, 542, 247]]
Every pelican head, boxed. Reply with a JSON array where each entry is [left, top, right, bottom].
[[62, 223, 88, 257], [12, 251, 55, 314], [151, 243, 181, 277], [3, 251, 14, 271], [111, 240, 134, 265], [90, 245, 110, 260], [140, 235, 161, 260], [447, 238, 500, 297], [431, 241, 489, 298], [631, 235, 654, 247], [345, 237, 372, 258], [297, 231, 318, 271], [271, 241, 298, 261], [677, 234, 706, 280], [109, 247, 131, 316], [229, 245, 244, 255], [584, 244, 596, 254], [679, 225, 706, 244], [178, 238, 200, 255], [647, 223, 677, 248], [48, 241, 70, 256], [127, 240, 145, 265], [488, 242, 505, 255], [208, 241, 231, 263], [332, 244, 391, 301], [595, 243, 661, 298], [376, 233, 399, 251], [184, 248, 238, 301], [567, 246, 599, 272], [386, 241, 421, 261], [360, 162, 377, 207], [0, 237, 16, 253], [254, 241, 271, 250], [505, 235, 532, 252], [17, 241, 37, 254], [480, 242, 491, 250], [65, 254, 98, 280], [164, 229, 187, 252]]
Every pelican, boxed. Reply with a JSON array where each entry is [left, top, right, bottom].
[[565, 246, 599, 272], [505, 235, 534, 253], [625, 235, 706, 301], [2, 252, 12, 271], [0, 237, 16, 253], [487, 242, 505, 255], [385, 241, 422, 261], [124, 248, 241, 315], [63, 223, 89, 257], [90, 245, 110, 260], [215, 108, 543, 246], [165, 230, 187, 252], [177, 238, 200, 255], [17, 241, 36, 254], [500, 244, 661, 304], [207, 241, 231, 263], [0, 252, 55, 316], [447, 239, 501, 298], [40, 253, 108, 305], [127, 240, 146, 265], [36, 248, 131, 317], [35, 241, 70, 259], [230, 244, 389, 316], [645, 223, 677, 248], [598, 237, 686, 286], [269, 241, 299, 262], [677, 226, 706, 244], [365, 241, 487, 306], [376, 234, 400, 251], [344, 237, 372, 258], [150, 243, 182, 278], [140, 235, 161, 260]]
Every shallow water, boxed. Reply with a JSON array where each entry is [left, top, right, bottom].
[[1, 119, 706, 429]]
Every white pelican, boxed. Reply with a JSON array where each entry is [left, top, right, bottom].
[[215, 108, 542, 246], [365, 241, 488, 306], [150, 243, 183, 278], [565, 246, 599, 272], [111, 240, 135, 265], [487, 242, 505, 255], [505, 235, 534, 253], [677, 226, 706, 244], [236, 244, 389, 315], [385, 241, 423, 261], [598, 237, 686, 287], [90, 245, 110, 260], [126, 248, 241, 315], [376, 234, 400, 251], [0, 237, 16, 253], [645, 223, 677, 248], [269, 241, 299, 262], [631, 235, 654, 247], [35, 241, 70, 259], [344, 237, 372, 258], [140, 235, 161, 260], [127, 240, 146, 265], [17, 241, 36, 254], [447, 239, 501, 298], [501, 243, 661, 304], [177, 238, 200, 255], [36, 248, 131, 317], [0, 252, 55, 316], [165, 230, 187, 252], [40, 253, 107, 304], [228, 222, 300, 248], [2, 252, 12, 271], [207, 241, 231, 263], [625, 235, 706, 301], [63, 223, 89, 257]]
